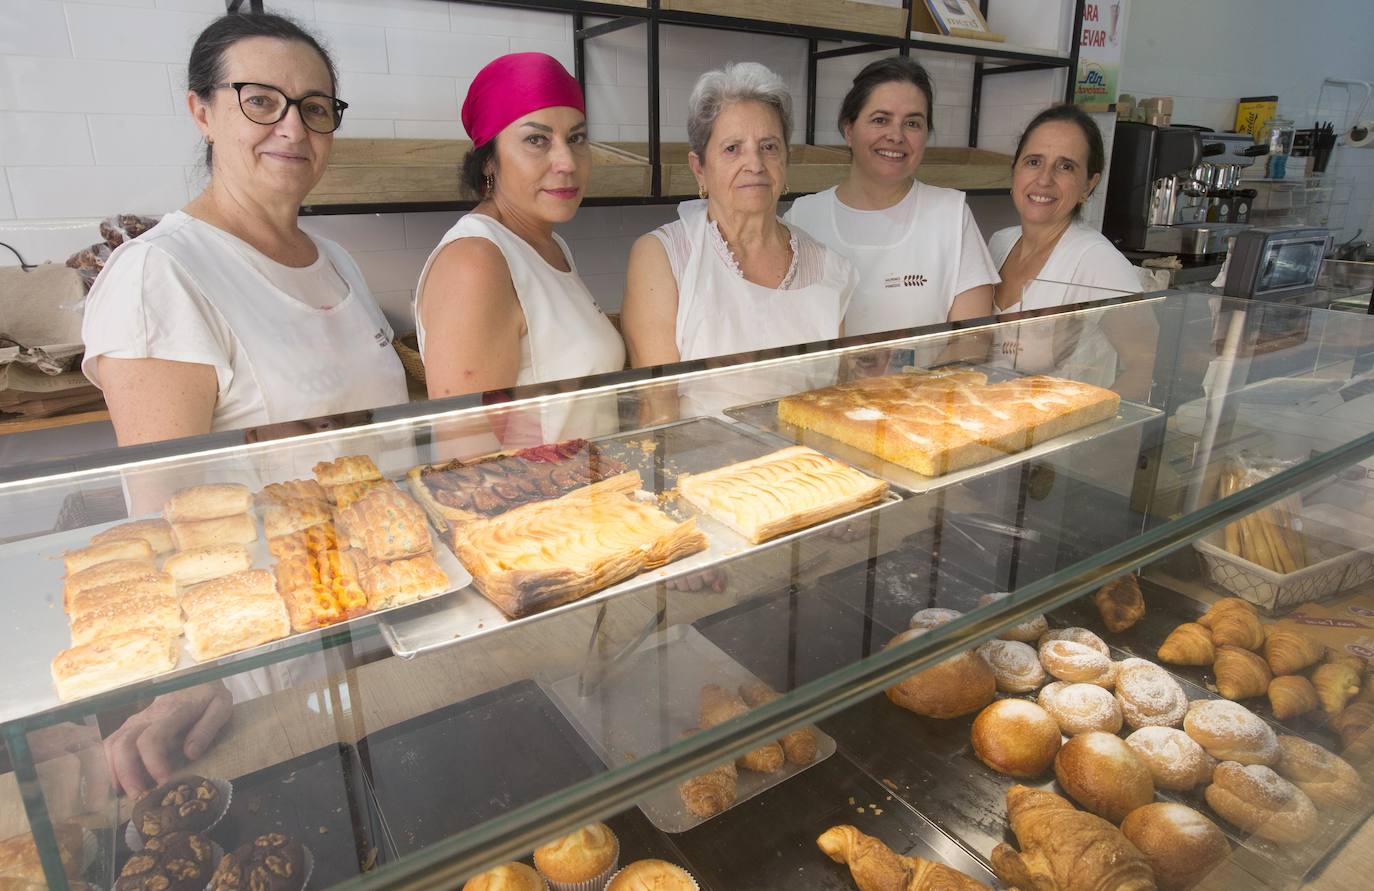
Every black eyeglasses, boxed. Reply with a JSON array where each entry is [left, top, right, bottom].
[[213, 82, 348, 134]]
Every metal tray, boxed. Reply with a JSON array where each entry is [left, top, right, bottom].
[[723, 393, 1162, 495], [542, 623, 837, 834], [378, 417, 906, 659], [0, 503, 471, 724]]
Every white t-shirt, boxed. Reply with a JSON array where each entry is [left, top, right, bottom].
[[82, 211, 407, 432]]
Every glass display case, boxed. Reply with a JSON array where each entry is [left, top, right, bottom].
[[3, 288, 1374, 891]]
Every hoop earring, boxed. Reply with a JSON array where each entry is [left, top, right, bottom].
[[484, 173, 495, 195], [698, 185, 707, 200]]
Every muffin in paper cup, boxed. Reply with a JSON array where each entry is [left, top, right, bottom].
[[533, 822, 620, 891], [125, 777, 232, 852], [604, 859, 698, 891], [461, 861, 547, 890], [206, 836, 312, 891]]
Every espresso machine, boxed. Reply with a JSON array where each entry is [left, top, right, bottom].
[[1104, 121, 1268, 257]]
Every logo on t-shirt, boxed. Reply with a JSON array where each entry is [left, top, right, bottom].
[[374, 328, 389, 348], [884, 273, 927, 288]]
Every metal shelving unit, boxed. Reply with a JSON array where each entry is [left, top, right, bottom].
[[228, 0, 1085, 214]]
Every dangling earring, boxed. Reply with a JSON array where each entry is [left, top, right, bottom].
[[782, 182, 790, 197], [484, 173, 495, 195], [698, 184, 707, 200]]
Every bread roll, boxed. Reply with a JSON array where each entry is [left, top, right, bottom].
[[883, 630, 996, 719], [1038, 626, 1110, 657], [62, 538, 154, 576], [1183, 699, 1279, 766], [163, 483, 251, 523], [1039, 639, 1118, 687], [1120, 802, 1229, 891], [1125, 726, 1216, 791], [163, 544, 252, 588], [1038, 681, 1122, 736], [971, 699, 1060, 778], [1115, 657, 1188, 728], [180, 569, 289, 662], [1275, 734, 1365, 810], [909, 607, 962, 631], [1053, 731, 1155, 823], [171, 513, 257, 551], [51, 629, 178, 701], [66, 574, 175, 619], [975, 639, 1047, 693], [978, 591, 1047, 642], [89, 518, 174, 555], [62, 558, 161, 610], [68, 593, 181, 646], [1204, 761, 1317, 844]]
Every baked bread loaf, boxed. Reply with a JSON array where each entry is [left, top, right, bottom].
[[1054, 731, 1155, 823], [261, 498, 333, 540], [1039, 639, 1117, 687], [312, 455, 382, 488], [534, 822, 619, 887], [1312, 661, 1361, 716], [1124, 726, 1216, 791], [460, 862, 544, 891], [63, 538, 154, 576], [90, 518, 175, 555], [1038, 681, 1122, 736], [338, 485, 432, 562], [978, 591, 1048, 642], [991, 785, 1155, 891], [1263, 627, 1324, 676], [171, 513, 257, 551], [678, 758, 736, 818], [359, 553, 450, 611], [909, 607, 963, 631], [1157, 623, 1215, 666], [1183, 699, 1279, 766], [1274, 734, 1365, 809], [63, 559, 163, 610], [1120, 803, 1229, 891], [68, 592, 181, 646], [0, 824, 86, 884], [699, 684, 784, 772], [180, 569, 290, 662], [132, 776, 223, 838], [1198, 598, 1264, 650], [255, 479, 328, 507], [164, 544, 252, 588], [606, 860, 696, 891], [777, 370, 1121, 477], [163, 484, 250, 523], [66, 574, 175, 619], [1039, 626, 1110, 657], [1204, 761, 1318, 844], [452, 476, 707, 618], [884, 630, 996, 719], [1213, 645, 1272, 700], [1267, 675, 1320, 721], [971, 699, 1061, 778], [1094, 573, 1145, 633], [51, 629, 178, 701], [115, 830, 216, 891], [208, 832, 306, 891], [1115, 658, 1188, 728], [676, 445, 887, 543], [976, 639, 1047, 693], [817, 825, 990, 891], [740, 682, 818, 765]]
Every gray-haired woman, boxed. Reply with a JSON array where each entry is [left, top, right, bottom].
[[621, 62, 856, 371]]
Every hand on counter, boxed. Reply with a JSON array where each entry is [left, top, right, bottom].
[[668, 567, 727, 593], [104, 681, 232, 797]]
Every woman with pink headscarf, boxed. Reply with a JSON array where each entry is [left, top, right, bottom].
[[414, 53, 624, 405]]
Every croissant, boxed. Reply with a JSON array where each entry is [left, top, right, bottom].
[[1263, 628, 1325, 676], [678, 758, 737, 818], [1197, 597, 1257, 627], [1200, 602, 1265, 651], [699, 684, 784, 773], [1332, 702, 1374, 764], [1324, 648, 1368, 674], [1214, 645, 1272, 700], [1268, 675, 1320, 721], [1157, 623, 1214, 666], [1093, 574, 1145, 633], [990, 785, 1156, 891], [1312, 663, 1362, 717], [740, 682, 817, 765], [817, 825, 990, 891]]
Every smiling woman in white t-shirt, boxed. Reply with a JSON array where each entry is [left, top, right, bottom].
[[81, 14, 406, 445]]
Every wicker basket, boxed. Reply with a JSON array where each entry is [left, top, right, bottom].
[[1194, 518, 1374, 613], [393, 332, 425, 386]]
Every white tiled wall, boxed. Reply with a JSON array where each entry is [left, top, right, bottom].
[[0, 0, 1081, 323]]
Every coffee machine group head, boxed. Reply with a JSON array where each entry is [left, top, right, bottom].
[[1104, 121, 1267, 257]]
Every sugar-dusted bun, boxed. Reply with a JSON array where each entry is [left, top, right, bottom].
[[909, 607, 963, 631], [1274, 735, 1366, 810], [1039, 639, 1118, 687], [975, 640, 1047, 693], [979, 592, 1048, 642], [1121, 802, 1230, 891], [971, 699, 1061, 778], [1053, 731, 1155, 823], [1115, 658, 1189, 729], [884, 630, 996, 718], [1204, 761, 1318, 844], [1183, 700, 1279, 766], [1038, 681, 1123, 736], [1125, 726, 1216, 791], [1037, 626, 1110, 657]]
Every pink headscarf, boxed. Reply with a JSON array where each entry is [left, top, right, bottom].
[[461, 53, 586, 149]]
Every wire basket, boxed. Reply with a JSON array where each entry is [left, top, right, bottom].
[[1194, 524, 1374, 613], [393, 332, 425, 386]]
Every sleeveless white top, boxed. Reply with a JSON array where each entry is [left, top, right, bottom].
[[786, 180, 998, 336]]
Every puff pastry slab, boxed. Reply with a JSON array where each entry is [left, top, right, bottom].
[[255, 478, 328, 507], [163, 484, 251, 523], [268, 522, 339, 560], [171, 513, 257, 551], [262, 498, 334, 540], [339, 485, 433, 561], [89, 518, 175, 555], [62, 538, 155, 576], [453, 475, 707, 618], [313, 455, 383, 489], [273, 546, 369, 631], [51, 629, 178, 701], [68, 592, 182, 646], [360, 553, 450, 611], [66, 574, 175, 619], [63, 559, 163, 611], [777, 370, 1121, 477], [180, 569, 290, 662], [164, 544, 252, 588], [677, 446, 887, 543]]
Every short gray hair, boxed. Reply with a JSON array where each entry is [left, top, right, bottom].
[[686, 62, 793, 159]]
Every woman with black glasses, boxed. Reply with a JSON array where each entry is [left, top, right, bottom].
[[81, 13, 406, 443]]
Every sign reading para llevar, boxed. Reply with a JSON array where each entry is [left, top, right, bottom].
[[1074, 0, 1127, 112]]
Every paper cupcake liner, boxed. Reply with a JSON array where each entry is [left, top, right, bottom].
[[604, 862, 698, 891], [539, 830, 620, 891], [126, 778, 233, 852], [80, 827, 100, 875]]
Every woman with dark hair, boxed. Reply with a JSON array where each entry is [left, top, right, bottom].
[[987, 104, 1155, 397], [786, 56, 997, 337], [81, 13, 406, 442], [414, 53, 624, 411]]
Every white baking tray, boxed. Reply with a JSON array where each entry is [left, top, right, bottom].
[[541, 622, 836, 833]]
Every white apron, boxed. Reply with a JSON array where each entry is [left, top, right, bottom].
[[672, 200, 853, 417]]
